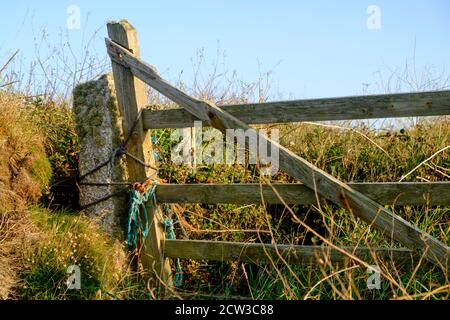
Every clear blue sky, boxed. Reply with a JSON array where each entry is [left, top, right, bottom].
[[1, 0, 449, 99]]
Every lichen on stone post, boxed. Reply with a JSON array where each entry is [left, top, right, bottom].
[[73, 73, 128, 238]]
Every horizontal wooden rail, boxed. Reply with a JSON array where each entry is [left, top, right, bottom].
[[163, 240, 417, 266], [142, 90, 450, 128], [156, 182, 450, 206]]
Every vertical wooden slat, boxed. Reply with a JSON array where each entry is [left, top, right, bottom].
[[107, 20, 171, 294]]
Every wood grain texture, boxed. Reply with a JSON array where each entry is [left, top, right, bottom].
[[141, 90, 450, 128], [106, 21, 172, 292], [106, 38, 449, 269], [155, 182, 450, 206], [163, 240, 417, 266]]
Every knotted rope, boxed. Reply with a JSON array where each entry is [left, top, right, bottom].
[[126, 180, 158, 248], [126, 181, 184, 288]]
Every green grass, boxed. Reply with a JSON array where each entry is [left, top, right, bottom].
[[20, 206, 128, 300]]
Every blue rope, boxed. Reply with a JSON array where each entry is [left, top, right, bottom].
[[126, 181, 184, 288], [126, 181, 158, 248]]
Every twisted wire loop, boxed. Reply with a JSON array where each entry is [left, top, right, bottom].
[[78, 109, 158, 210], [78, 108, 143, 183]]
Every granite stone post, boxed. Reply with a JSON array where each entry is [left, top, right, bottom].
[[73, 73, 128, 237]]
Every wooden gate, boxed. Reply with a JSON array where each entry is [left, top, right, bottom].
[[105, 20, 449, 293]]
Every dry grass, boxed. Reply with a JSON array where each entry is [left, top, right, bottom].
[[0, 191, 34, 299], [0, 92, 133, 300], [0, 92, 52, 201], [0, 91, 52, 299]]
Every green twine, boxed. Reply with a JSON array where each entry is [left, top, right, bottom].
[[164, 216, 184, 288], [126, 181, 184, 288], [126, 181, 158, 248]]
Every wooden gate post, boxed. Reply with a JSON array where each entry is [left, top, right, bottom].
[[107, 20, 172, 294]]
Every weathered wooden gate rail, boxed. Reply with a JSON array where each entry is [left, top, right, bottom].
[[142, 90, 450, 129], [102, 20, 449, 290], [164, 240, 418, 266], [156, 182, 450, 206]]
